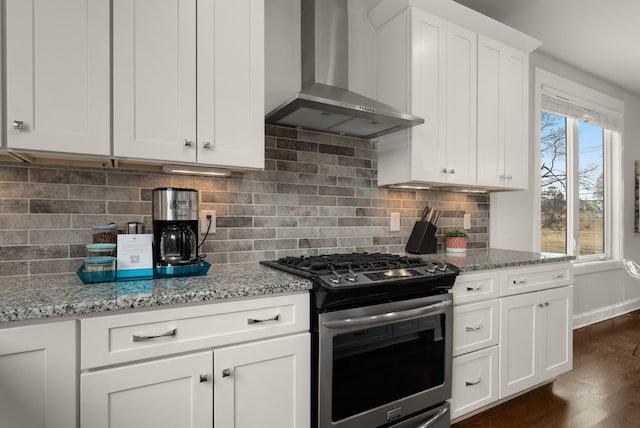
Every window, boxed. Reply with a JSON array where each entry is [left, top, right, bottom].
[[540, 113, 607, 257], [536, 69, 622, 262]]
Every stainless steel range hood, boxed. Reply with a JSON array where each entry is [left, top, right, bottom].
[[265, 0, 424, 140]]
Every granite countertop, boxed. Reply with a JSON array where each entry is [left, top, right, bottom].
[[422, 248, 575, 272], [0, 264, 312, 324], [0, 249, 574, 324]]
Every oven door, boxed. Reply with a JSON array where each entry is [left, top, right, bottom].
[[317, 293, 453, 428]]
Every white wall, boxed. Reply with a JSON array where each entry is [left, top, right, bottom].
[[491, 51, 640, 327]]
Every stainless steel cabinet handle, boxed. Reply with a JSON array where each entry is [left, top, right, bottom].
[[449, 169, 455, 174], [552, 272, 565, 279], [466, 285, 483, 291], [132, 328, 177, 342], [465, 377, 481, 386], [441, 168, 448, 174], [13, 120, 25, 130], [222, 369, 232, 378], [323, 299, 452, 329], [506, 174, 513, 180], [513, 279, 527, 285], [184, 139, 193, 147], [202, 141, 212, 149], [415, 407, 449, 428], [247, 314, 280, 324], [199, 374, 210, 383], [545, 302, 550, 306], [465, 324, 482, 332], [538, 303, 545, 308]]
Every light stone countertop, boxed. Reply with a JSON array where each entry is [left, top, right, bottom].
[[421, 248, 576, 272], [0, 263, 312, 324], [0, 249, 574, 324]]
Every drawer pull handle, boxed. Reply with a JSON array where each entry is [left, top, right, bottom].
[[222, 369, 232, 378], [199, 374, 210, 383], [553, 273, 565, 279], [132, 328, 177, 342], [248, 314, 280, 324], [465, 377, 481, 386], [513, 279, 527, 285], [465, 324, 482, 332], [466, 285, 483, 291]]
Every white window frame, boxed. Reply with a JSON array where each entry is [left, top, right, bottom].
[[534, 68, 623, 270]]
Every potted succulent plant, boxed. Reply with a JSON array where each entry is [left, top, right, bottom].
[[445, 229, 468, 253]]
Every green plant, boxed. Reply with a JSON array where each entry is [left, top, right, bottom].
[[445, 229, 468, 238]]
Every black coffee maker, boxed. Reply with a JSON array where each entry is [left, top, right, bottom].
[[152, 188, 199, 267]]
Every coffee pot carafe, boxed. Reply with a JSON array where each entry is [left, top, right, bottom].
[[159, 224, 197, 265], [152, 188, 199, 267]]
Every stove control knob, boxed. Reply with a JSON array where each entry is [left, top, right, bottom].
[[426, 263, 437, 274], [436, 263, 447, 272], [329, 274, 342, 284]]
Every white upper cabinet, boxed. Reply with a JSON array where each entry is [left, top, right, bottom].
[[369, 0, 540, 190], [5, 0, 110, 156], [477, 36, 529, 189], [372, 7, 477, 187], [113, 0, 264, 170]]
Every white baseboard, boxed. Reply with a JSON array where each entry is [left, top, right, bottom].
[[573, 297, 640, 329]]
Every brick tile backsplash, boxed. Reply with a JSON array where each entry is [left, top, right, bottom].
[[0, 126, 490, 276]]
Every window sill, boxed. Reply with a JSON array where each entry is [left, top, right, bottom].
[[572, 259, 621, 275]]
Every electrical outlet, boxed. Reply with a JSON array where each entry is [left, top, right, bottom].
[[390, 212, 401, 232], [464, 213, 471, 230], [200, 210, 216, 235]]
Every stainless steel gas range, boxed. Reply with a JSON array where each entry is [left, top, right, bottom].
[[261, 253, 459, 428]]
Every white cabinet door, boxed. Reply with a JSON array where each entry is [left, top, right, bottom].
[[113, 0, 264, 169], [499, 286, 573, 398], [0, 321, 77, 428], [375, 8, 476, 187], [5, 0, 110, 155], [499, 291, 538, 398], [81, 351, 213, 428], [502, 46, 529, 189], [214, 333, 310, 428], [112, 0, 197, 163], [444, 23, 477, 186], [540, 286, 573, 379], [197, 0, 264, 169], [477, 35, 529, 189]]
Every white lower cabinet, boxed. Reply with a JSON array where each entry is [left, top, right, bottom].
[[451, 346, 499, 419], [81, 351, 213, 428], [451, 263, 573, 421], [79, 293, 310, 428], [499, 285, 573, 398], [214, 333, 310, 428], [0, 320, 77, 428]]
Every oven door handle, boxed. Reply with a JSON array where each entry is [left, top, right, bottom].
[[322, 299, 451, 329], [415, 406, 449, 428]]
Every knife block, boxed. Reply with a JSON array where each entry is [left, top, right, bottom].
[[405, 221, 438, 254]]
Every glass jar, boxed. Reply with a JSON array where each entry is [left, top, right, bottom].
[[92, 224, 118, 244], [86, 243, 116, 257], [84, 256, 116, 272]]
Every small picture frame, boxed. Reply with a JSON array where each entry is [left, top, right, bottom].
[[634, 161, 640, 232]]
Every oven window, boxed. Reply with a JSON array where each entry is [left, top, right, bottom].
[[331, 314, 445, 422]]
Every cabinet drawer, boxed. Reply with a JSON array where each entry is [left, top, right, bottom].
[[453, 300, 499, 356], [451, 346, 499, 420], [500, 263, 572, 296], [452, 271, 499, 304], [81, 293, 309, 369]]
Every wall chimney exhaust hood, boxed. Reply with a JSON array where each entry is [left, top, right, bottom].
[[265, 0, 424, 140]]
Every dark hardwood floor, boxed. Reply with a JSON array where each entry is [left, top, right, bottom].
[[454, 310, 640, 427]]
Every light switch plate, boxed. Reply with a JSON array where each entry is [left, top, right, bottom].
[[464, 213, 471, 229], [390, 212, 401, 232]]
